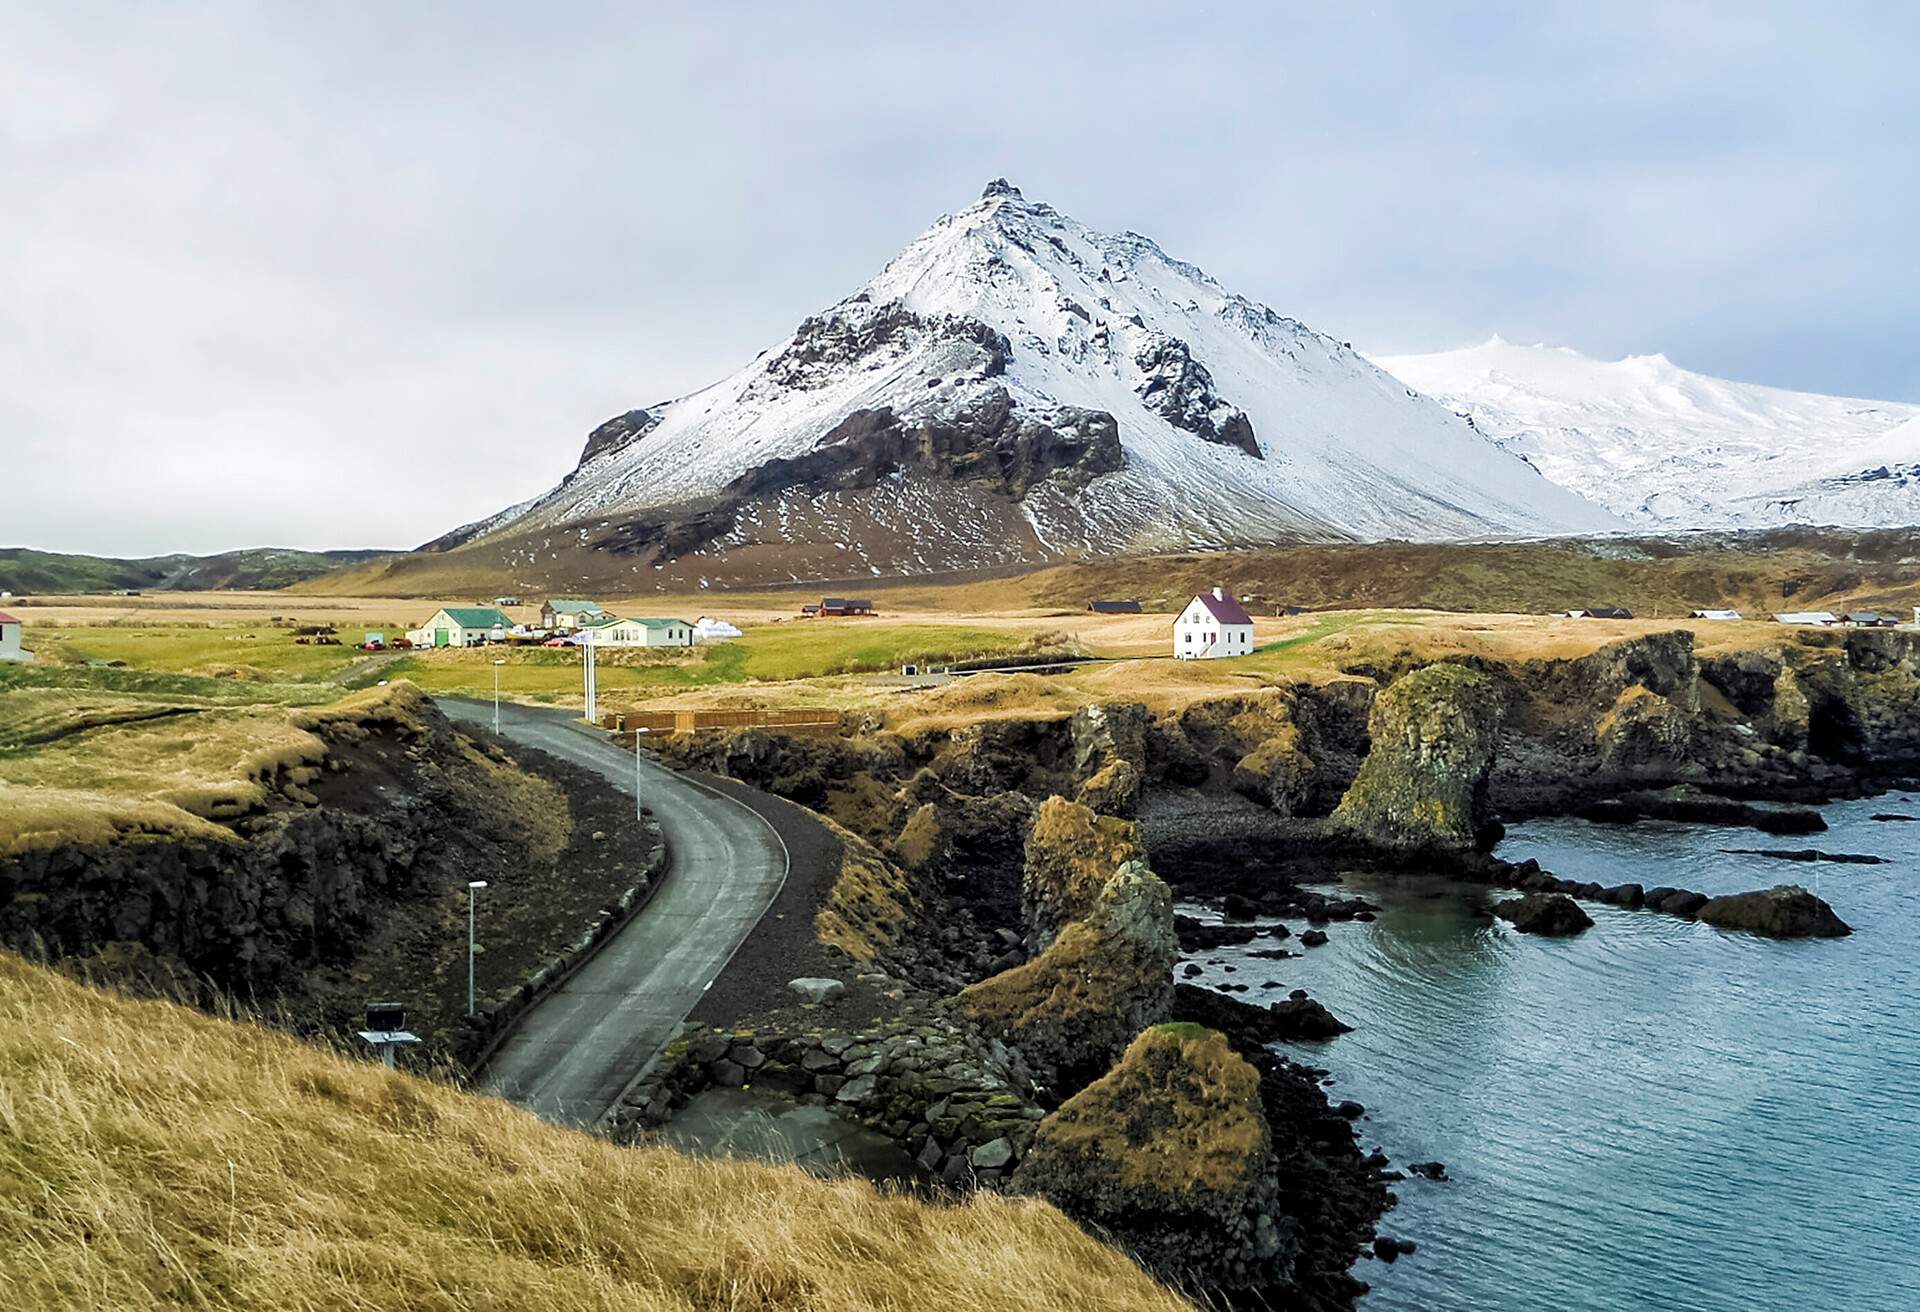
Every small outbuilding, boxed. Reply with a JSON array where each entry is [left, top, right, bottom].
[[407, 607, 511, 648], [0, 610, 29, 663], [1088, 600, 1142, 614], [1842, 612, 1897, 628], [1774, 611, 1840, 627], [1563, 607, 1634, 620], [1689, 609, 1743, 621], [1174, 587, 1255, 660]]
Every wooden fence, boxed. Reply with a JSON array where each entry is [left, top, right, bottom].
[[601, 707, 840, 736]]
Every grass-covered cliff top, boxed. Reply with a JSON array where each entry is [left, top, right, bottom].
[[1026, 1024, 1268, 1196], [0, 676, 436, 854], [0, 952, 1193, 1311]]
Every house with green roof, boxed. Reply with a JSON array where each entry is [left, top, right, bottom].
[[541, 598, 609, 631], [576, 615, 694, 648], [405, 606, 511, 648]]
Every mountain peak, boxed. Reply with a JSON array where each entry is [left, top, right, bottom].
[[981, 177, 1023, 200]]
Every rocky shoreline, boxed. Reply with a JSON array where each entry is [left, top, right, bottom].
[[631, 624, 1918, 1300]]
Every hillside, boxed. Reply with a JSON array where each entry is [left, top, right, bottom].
[[1377, 337, 1920, 528], [0, 950, 1192, 1311], [387, 180, 1614, 592], [0, 546, 395, 595]]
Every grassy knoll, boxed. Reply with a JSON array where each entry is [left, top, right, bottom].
[[0, 676, 423, 853], [0, 952, 1192, 1312]]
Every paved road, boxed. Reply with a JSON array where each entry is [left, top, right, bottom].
[[441, 699, 788, 1126]]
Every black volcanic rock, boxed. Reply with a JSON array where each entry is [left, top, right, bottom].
[[1133, 332, 1262, 459], [1696, 885, 1852, 937], [1493, 893, 1593, 935]]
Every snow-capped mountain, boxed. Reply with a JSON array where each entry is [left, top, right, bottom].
[[1377, 337, 1920, 529], [437, 183, 1616, 578]]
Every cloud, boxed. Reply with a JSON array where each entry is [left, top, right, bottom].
[[2, 1, 1914, 554]]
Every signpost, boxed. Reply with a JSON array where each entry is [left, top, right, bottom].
[[357, 1001, 420, 1069]]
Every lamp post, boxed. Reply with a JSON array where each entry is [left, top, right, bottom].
[[633, 725, 650, 820], [492, 657, 506, 733], [583, 628, 597, 723], [466, 879, 488, 1016]]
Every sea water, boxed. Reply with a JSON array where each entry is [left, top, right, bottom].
[[1186, 793, 1920, 1310]]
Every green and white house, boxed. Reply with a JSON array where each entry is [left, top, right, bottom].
[[577, 615, 694, 647], [540, 598, 609, 631], [405, 606, 512, 648]]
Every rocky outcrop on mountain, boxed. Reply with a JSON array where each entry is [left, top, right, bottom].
[[1493, 892, 1594, 935], [726, 388, 1126, 504], [1013, 1025, 1292, 1292], [1020, 797, 1143, 949], [1331, 663, 1507, 849], [959, 859, 1175, 1089], [578, 408, 662, 465], [1133, 332, 1261, 459], [1696, 885, 1852, 937]]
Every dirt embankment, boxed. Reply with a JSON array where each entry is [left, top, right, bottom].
[[0, 686, 657, 1062]]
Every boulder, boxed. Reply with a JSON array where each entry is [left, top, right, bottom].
[[1330, 663, 1507, 850], [1492, 893, 1593, 936], [1695, 885, 1852, 937], [1013, 1024, 1295, 1291], [787, 976, 846, 1005], [960, 859, 1176, 1088]]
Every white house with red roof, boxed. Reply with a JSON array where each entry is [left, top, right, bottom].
[[1174, 587, 1255, 659], [0, 610, 27, 662]]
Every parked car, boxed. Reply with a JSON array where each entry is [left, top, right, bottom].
[[542, 636, 574, 648]]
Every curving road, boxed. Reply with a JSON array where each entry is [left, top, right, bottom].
[[440, 699, 788, 1126]]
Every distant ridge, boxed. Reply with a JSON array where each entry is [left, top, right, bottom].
[[1377, 337, 1920, 528], [0, 546, 396, 595]]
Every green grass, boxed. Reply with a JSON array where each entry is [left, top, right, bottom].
[[370, 623, 1051, 702], [27, 622, 416, 686]]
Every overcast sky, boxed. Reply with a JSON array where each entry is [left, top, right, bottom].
[[4, 2, 1915, 556]]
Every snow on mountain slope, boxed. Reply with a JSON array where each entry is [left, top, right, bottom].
[[447, 183, 1617, 572], [1377, 337, 1920, 528]]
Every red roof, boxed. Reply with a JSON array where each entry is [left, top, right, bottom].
[[0, 612, 20, 625], [1194, 592, 1253, 626]]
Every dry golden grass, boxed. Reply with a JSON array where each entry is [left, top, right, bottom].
[[813, 818, 922, 964], [0, 953, 1192, 1311]]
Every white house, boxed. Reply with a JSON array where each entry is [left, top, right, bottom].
[[579, 616, 694, 647], [1774, 611, 1840, 627], [0, 610, 29, 663], [694, 616, 743, 642], [405, 606, 511, 648], [1689, 609, 1744, 621], [1174, 587, 1256, 659]]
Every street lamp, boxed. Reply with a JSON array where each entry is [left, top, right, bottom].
[[633, 725, 650, 820], [467, 879, 488, 1016], [582, 627, 597, 723], [492, 657, 507, 733]]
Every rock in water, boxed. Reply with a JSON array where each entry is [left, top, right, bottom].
[[1493, 893, 1594, 936], [1013, 1024, 1296, 1291], [1330, 663, 1507, 850], [959, 859, 1176, 1087], [1695, 885, 1852, 937]]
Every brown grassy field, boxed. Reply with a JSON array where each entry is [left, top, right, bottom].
[[0, 951, 1193, 1312]]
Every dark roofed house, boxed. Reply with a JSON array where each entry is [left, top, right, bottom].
[[819, 598, 875, 616], [1088, 599, 1142, 614], [1843, 611, 1896, 627], [1564, 606, 1633, 620]]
